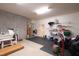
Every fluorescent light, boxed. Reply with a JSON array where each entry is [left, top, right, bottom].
[[34, 6, 51, 15]]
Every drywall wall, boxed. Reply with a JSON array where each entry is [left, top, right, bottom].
[[0, 10, 28, 40], [33, 12, 79, 37]]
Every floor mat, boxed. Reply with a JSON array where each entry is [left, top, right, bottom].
[[28, 36, 53, 55]]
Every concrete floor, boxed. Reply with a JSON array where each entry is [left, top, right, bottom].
[[9, 39, 53, 56]]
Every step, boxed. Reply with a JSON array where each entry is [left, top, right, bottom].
[[0, 44, 24, 56]]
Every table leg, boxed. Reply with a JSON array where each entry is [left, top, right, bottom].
[[11, 40, 13, 45], [15, 40, 17, 44], [1, 41, 4, 48]]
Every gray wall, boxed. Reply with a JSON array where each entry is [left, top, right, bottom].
[[0, 10, 28, 40]]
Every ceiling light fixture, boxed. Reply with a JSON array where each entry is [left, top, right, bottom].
[[34, 6, 51, 15]]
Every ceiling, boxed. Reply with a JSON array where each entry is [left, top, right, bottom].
[[0, 3, 79, 20]]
